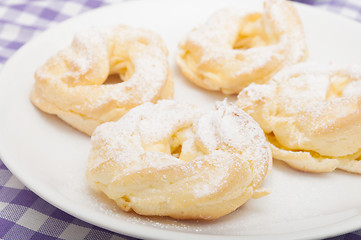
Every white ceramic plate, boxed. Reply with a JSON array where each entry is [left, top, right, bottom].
[[1, 0, 361, 239]]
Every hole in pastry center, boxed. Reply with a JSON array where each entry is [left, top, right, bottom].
[[169, 130, 187, 159], [171, 144, 183, 158], [104, 59, 134, 85], [143, 127, 204, 162], [233, 13, 275, 50], [169, 127, 204, 161], [326, 75, 350, 100], [103, 74, 124, 85]]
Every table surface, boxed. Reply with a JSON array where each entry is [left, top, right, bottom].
[[0, 0, 361, 239]]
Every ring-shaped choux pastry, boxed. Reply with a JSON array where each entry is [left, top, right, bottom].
[[237, 63, 361, 174], [176, 0, 307, 94], [31, 25, 173, 136], [86, 100, 272, 220]]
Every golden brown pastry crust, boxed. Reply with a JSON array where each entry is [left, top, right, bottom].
[[177, 0, 307, 94], [86, 100, 272, 220], [237, 62, 361, 174], [31, 25, 173, 136]]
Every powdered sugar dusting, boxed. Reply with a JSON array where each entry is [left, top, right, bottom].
[[240, 62, 361, 114], [272, 63, 361, 114], [71, 26, 169, 108], [138, 101, 199, 144], [237, 62, 361, 159], [91, 101, 196, 172], [87, 100, 271, 218], [177, 0, 307, 93], [33, 25, 170, 134]]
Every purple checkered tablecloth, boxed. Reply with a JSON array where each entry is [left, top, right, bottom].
[[0, 0, 361, 239]]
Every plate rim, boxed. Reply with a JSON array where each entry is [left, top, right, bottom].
[[1, 0, 361, 239]]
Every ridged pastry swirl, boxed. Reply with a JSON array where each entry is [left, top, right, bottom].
[[31, 25, 173, 136], [237, 63, 361, 174], [86, 100, 272, 219], [177, 0, 307, 94]]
